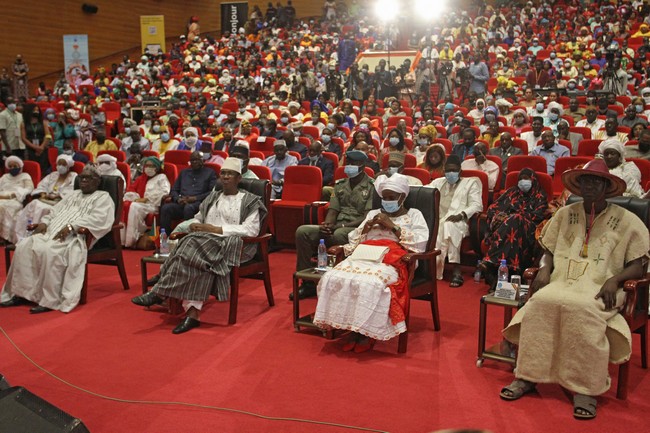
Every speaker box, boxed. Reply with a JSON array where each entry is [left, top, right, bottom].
[[0, 387, 90, 433], [81, 3, 99, 14]]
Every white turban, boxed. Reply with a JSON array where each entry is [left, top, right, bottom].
[[598, 139, 626, 161], [374, 173, 410, 197], [56, 154, 75, 167], [496, 98, 513, 108], [97, 153, 118, 171], [547, 101, 564, 116], [4, 156, 23, 169], [184, 126, 199, 138]]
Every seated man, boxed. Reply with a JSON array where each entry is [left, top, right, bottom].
[[451, 128, 477, 160], [262, 139, 298, 199], [500, 159, 649, 420], [0, 166, 115, 313], [594, 117, 629, 144], [376, 152, 422, 186], [489, 132, 521, 178], [624, 128, 650, 160], [284, 129, 308, 158], [530, 130, 570, 176], [160, 151, 217, 234], [297, 141, 334, 186], [121, 123, 151, 159], [230, 143, 259, 179], [461, 142, 500, 191], [85, 128, 117, 160], [131, 158, 267, 334], [520, 116, 544, 153], [576, 106, 605, 138], [293, 150, 374, 300], [428, 155, 483, 287]]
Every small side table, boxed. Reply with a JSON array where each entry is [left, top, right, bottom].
[[292, 268, 334, 338], [140, 254, 167, 293], [477, 295, 525, 368]]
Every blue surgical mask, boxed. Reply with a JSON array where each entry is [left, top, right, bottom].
[[124, 127, 132, 134], [321, 134, 331, 143], [327, 123, 335, 130], [549, 113, 559, 121], [518, 179, 532, 192], [389, 137, 400, 146], [344, 165, 360, 177], [536, 103, 544, 112], [381, 199, 400, 213], [7, 103, 16, 112], [387, 166, 399, 176], [309, 155, 319, 163], [153, 125, 161, 132], [445, 171, 460, 184], [161, 133, 170, 142], [636, 104, 644, 113], [417, 138, 428, 146], [47, 113, 55, 120]]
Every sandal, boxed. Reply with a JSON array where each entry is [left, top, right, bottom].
[[500, 379, 537, 401], [449, 273, 464, 288], [573, 394, 597, 420]]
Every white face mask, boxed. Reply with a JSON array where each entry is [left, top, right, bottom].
[[56, 165, 69, 175], [185, 136, 198, 147], [144, 167, 157, 177], [97, 164, 111, 174]]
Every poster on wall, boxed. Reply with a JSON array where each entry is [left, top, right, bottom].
[[140, 15, 166, 55], [221, 2, 249, 35], [63, 34, 89, 86]]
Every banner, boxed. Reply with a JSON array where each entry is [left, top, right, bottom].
[[140, 15, 166, 55], [221, 2, 249, 35], [63, 34, 89, 85]]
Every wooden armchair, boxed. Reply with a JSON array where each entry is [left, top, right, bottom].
[[328, 186, 441, 353], [523, 196, 650, 400], [169, 179, 274, 325]]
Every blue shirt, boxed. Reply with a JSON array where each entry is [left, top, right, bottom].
[[530, 143, 570, 175], [170, 167, 217, 203]]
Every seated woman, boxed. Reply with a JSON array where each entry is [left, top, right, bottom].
[[313, 174, 429, 353], [381, 128, 407, 158], [478, 169, 548, 290], [122, 156, 170, 247], [15, 155, 77, 242], [177, 126, 203, 152], [0, 156, 35, 244], [510, 109, 529, 135], [419, 143, 446, 179], [412, 125, 437, 165], [131, 158, 266, 334], [598, 140, 645, 197]]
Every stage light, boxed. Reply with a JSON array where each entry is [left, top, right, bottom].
[[414, 0, 444, 20], [374, 0, 399, 22]]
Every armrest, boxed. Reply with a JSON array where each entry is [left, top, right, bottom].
[[327, 245, 345, 263], [169, 232, 188, 240], [241, 233, 273, 244], [523, 267, 539, 283], [622, 277, 650, 320], [401, 248, 441, 264]]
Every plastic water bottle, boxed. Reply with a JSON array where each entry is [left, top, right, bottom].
[[498, 259, 509, 283], [317, 239, 328, 270], [27, 218, 33, 236], [159, 229, 169, 256], [473, 260, 482, 282]]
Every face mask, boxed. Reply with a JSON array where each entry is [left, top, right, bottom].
[[124, 127, 132, 134], [568, 83, 576, 90], [239, 108, 246, 113], [359, 124, 369, 131], [9, 167, 21, 176], [180, 101, 187, 107], [503, 66, 509, 71], [144, 120, 152, 127], [381, 199, 400, 213], [644, 96, 650, 104], [47, 113, 55, 120], [185, 136, 198, 147], [153, 125, 161, 133], [321, 134, 331, 143], [387, 167, 399, 176], [549, 113, 559, 121], [536, 103, 544, 112], [161, 133, 170, 142], [309, 155, 318, 163], [7, 104, 16, 112], [63, 149, 74, 156], [202, 153, 211, 161], [327, 123, 335, 130], [344, 165, 360, 177], [280, 117, 289, 124], [518, 179, 532, 192], [445, 171, 460, 184], [417, 138, 429, 146], [144, 167, 157, 177], [636, 104, 644, 113], [97, 164, 111, 174], [389, 137, 400, 147], [57, 165, 69, 175], [166, 110, 172, 116]]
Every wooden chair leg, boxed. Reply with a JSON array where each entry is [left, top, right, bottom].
[[262, 266, 274, 307], [431, 281, 441, 331], [115, 250, 130, 291], [397, 301, 411, 354], [228, 268, 240, 325], [640, 325, 648, 369], [617, 361, 629, 400]]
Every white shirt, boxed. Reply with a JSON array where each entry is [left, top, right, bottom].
[[204, 192, 260, 237]]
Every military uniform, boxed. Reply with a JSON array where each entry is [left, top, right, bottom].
[[295, 173, 374, 272]]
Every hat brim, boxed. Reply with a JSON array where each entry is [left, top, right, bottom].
[[561, 167, 627, 198]]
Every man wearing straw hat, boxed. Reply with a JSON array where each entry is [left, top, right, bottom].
[[499, 158, 649, 420]]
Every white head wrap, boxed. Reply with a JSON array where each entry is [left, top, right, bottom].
[[235, 140, 250, 148], [496, 98, 513, 108], [5, 156, 23, 169], [374, 173, 410, 197], [56, 154, 75, 167], [184, 126, 199, 138], [598, 139, 626, 161], [96, 153, 118, 171], [222, 157, 242, 174], [547, 101, 564, 116]]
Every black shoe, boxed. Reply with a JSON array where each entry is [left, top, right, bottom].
[[131, 291, 164, 307], [288, 282, 317, 301], [146, 274, 161, 287], [172, 317, 200, 334], [29, 306, 52, 314], [0, 296, 27, 307]]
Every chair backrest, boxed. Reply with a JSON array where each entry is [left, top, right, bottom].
[[204, 163, 221, 177], [628, 158, 650, 189], [22, 160, 41, 186], [381, 152, 417, 169], [164, 150, 191, 166], [433, 138, 452, 154], [577, 139, 603, 156], [250, 136, 276, 157], [162, 162, 178, 185], [237, 178, 271, 236], [402, 168, 431, 185], [47, 147, 59, 169], [302, 125, 321, 139], [552, 156, 593, 195], [505, 171, 553, 200], [98, 150, 126, 162], [280, 166, 322, 202], [248, 164, 272, 181], [72, 161, 85, 174], [404, 187, 440, 287], [506, 155, 548, 173], [141, 150, 160, 158], [73, 175, 124, 250]]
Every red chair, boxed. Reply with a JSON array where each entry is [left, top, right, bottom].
[[333, 166, 375, 181], [162, 162, 177, 186], [249, 164, 272, 181], [98, 150, 126, 162], [460, 170, 489, 211], [628, 158, 650, 189], [506, 155, 548, 174], [298, 136, 311, 147], [22, 160, 41, 186], [78, 150, 94, 163], [552, 156, 593, 196], [250, 136, 276, 158], [101, 102, 121, 122], [386, 116, 413, 128], [249, 150, 265, 161], [321, 152, 339, 180], [47, 147, 59, 169], [288, 151, 302, 160], [464, 155, 503, 193], [577, 139, 603, 156], [141, 150, 160, 158], [270, 166, 323, 245], [72, 161, 85, 174], [505, 171, 553, 200], [116, 162, 131, 188], [403, 168, 431, 185], [433, 138, 452, 154], [164, 149, 191, 171], [302, 125, 321, 140], [381, 152, 417, 169], [204, 163, 221, 177], [212, 150, 228, 160]]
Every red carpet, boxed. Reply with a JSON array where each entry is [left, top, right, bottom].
[[1, 248, 648, 433]]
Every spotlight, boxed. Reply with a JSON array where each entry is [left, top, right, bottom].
[[374, 0, 399, 21]]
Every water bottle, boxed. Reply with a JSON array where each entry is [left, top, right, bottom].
[[498, 259, 509, 283], [27, 218, 33, 236], [159, 228, 169, 256], [473, 260, 482, 282], [317, 239, 327, 270]]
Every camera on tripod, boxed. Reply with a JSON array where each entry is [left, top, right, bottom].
[[439, 62, 453, 76], [605, 45, 620, 64]]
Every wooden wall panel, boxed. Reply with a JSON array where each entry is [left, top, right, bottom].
[[1, 0, 323, 86]]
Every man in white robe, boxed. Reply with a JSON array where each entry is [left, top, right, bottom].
[[428, 154, 483, 286], [0, 166, 115, 313]]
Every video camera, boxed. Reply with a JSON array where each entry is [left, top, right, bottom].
[[439, 62, 453, 76]]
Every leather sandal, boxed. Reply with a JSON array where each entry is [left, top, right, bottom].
[[500, 379, 537, 401], [573, 394, 597, 420]]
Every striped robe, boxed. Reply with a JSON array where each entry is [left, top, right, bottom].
[[151, 190, 266, 302]]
